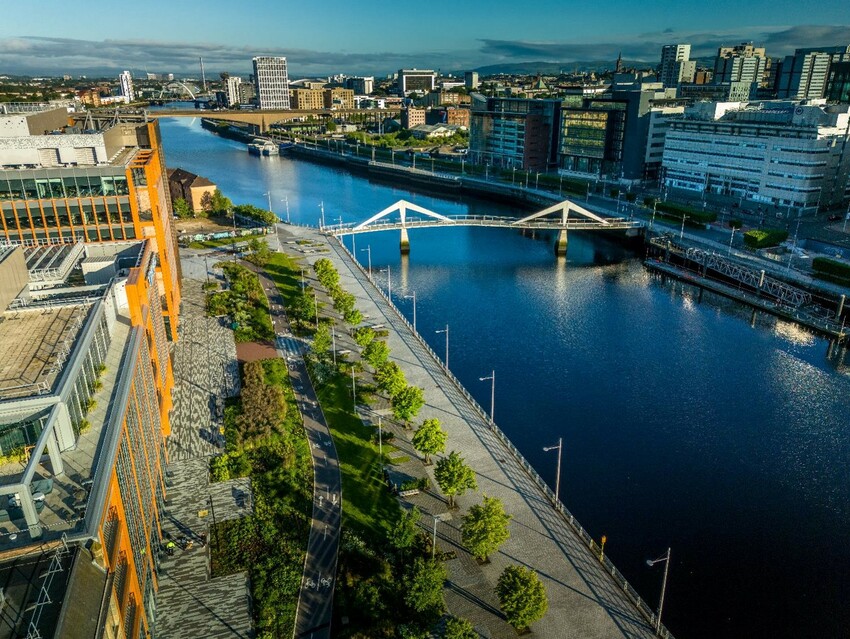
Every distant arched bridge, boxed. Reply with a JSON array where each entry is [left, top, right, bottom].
[[321, 199, 644, 255]]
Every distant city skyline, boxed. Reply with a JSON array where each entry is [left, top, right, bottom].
[[1, 0, 850, 76]]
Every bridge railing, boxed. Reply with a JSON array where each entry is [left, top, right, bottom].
[[321, 215, 643, 235], [334, 237, 674, 639]]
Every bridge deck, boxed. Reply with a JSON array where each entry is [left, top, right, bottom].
[[321, 215, 643, 236]]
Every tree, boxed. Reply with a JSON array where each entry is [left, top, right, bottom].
[[289, 288, 316, 327], [352, 326, 375, 348], [246, 238, 271, 267], [312, 324, 332, 362], [434, 451, 477, 508], [496, 566, 548, 632], [376, 361, 406, 397], [388, 505, 420, 553], [236, 361, 286, 445], [173, 197, 192, 219], [204, 188, 232, 215], [402, 557, 446, 617], [443, 617, 477, 639], [343, 307, 363, 326], [362, 339, 390, 368], [461, 495, 511, 562], [325, 120, 337, 133], [391, 385, 425, 425], [411, 418, 446, 465]]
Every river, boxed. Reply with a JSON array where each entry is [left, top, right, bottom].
[[158, 113, 850, 639]]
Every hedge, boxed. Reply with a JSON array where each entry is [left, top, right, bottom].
[[812, 257, 850, 281], [655, 201, 717, 224], [743, 228, 789, 249]]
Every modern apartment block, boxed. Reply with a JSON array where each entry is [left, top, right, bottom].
[[469, 95, 562, 171], [344, 76, 374, 95], [660, 44, 696, 88], [464, 71, 480, 90], [291, 88, 325, 110], [398, 69, 436, 95], [224, 76, 242, 107], [0, 105, 181, 339], [827, 61, 850, 103], [324, 88, 354, 110], [714, 43, 769, 87], [661, 101, 850, 214], [118, 71, 134, 103], [776, 46, 850, 99], [401, 107, 427, 129], [0, 236, 175, 638], [252, 56, 291, 109]]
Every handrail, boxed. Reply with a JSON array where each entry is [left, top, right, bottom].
[[320, 215, 643, 235], [333, 236, 674, 639]]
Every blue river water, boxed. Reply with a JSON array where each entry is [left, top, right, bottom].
[[158, 113, 850, 638]]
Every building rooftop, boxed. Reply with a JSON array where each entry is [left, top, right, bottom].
[[0, 305, 91, 401]]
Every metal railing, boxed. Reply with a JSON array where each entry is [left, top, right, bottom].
[[26, 534, 70, 639], [334, 236, 674, 639], [321, 214, 642, 236]]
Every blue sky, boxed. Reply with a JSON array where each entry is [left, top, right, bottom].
[[2, 0, 850, 76]]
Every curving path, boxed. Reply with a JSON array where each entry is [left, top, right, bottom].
[[256, 269, 342, 639]]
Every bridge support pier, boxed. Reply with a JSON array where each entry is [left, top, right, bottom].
[[400, 227, 410, 254], [554, 229, 568, 256]]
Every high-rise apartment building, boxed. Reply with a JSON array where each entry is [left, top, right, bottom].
[[225, 75, 242, 106], [714, 43, 768, 86], [465, 71, 480, 90], [776, 46, 850, 99], [398, 69, 436, 96], [252, 56, 291, 109], [0, 105, 181, 338], [660, 44, 696, 88], [344, 76, 374, 95], [661, 100, 850, 214], [826, 61, 850, 103], [291, 88, 325, 110], [119, 70, 134, 102]]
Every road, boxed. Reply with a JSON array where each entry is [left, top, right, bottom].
[[256, 270, 342, 639]]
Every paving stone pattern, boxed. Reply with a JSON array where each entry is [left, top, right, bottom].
[[155, 276, 254, 639]]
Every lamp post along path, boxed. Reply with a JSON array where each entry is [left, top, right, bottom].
[[647, 547, 672, 635], [542, 437, 562, 504]]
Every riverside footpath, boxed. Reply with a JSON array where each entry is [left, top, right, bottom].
[[276, 224, 667, 639]]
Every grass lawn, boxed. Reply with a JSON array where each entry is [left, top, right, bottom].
[[316, 374, 397, 540], [265, 250, 397, 541], [188, 237, 245, 249]]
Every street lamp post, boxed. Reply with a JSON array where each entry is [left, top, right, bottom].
[[646, 548, 672, 636], [281, 196, 290, 223], [331, 325, 337, 367], [435, 325, 449, 369], [361, 245, 372, 277], [479, 371, 495, 424], [729, 227, 737, 255], [432, 513, 446, 559], [651, 200, 658, 230], [313, 291, 319, 329], [404, 291, 417, 331], [542, 437, 563, 504], [679, 214, 689, 240], [300, 268, 305, 291], [379, 266, 392, 300]]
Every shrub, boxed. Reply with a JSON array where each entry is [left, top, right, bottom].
[[743, 228, 789, 249], [729, 218, 743, 229], [812, 257, 850, 283], [655, 201, 717, 224]]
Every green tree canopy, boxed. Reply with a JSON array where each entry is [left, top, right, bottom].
[[313, 258, 339, 289], [434, 451, 477, 508], [289, 288, 317, 327], [391, 385, 425, 425], [496, 565, 548, 632], [173, 197, 192, 219], [343, 307, 363, 326], [203, 188, 233, 216], [236, 361, 286, 446], [443, 617, 477, 639], [402, 557, 446, 618], [312, 324, 332, 362], [411, 418, 447, 465], [246, 238, 272, 267], [362, 339, 390, 369], [352, 326, 376, 348], [388, 505, 420, 553], [461, 495, 512, 562], [232, 203, 277, 226], [376, 361, 406, 397]]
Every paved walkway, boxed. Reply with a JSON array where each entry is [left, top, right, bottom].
[[255, 270, 342, 639], [279, 224, 664, 639], [155, 276, 254, 639]]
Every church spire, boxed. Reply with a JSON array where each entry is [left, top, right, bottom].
[[615, 51, 623, 73]]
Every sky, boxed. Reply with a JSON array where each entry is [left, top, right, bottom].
[[2, 0, 850, 77]]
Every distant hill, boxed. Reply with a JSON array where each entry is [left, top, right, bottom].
[[472, 60, 651, 76]]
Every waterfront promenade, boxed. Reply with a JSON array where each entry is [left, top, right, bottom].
[[277, 224, 666, 639]]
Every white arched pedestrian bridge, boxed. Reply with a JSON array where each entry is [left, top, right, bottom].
[[320, 198, 644, 255]]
